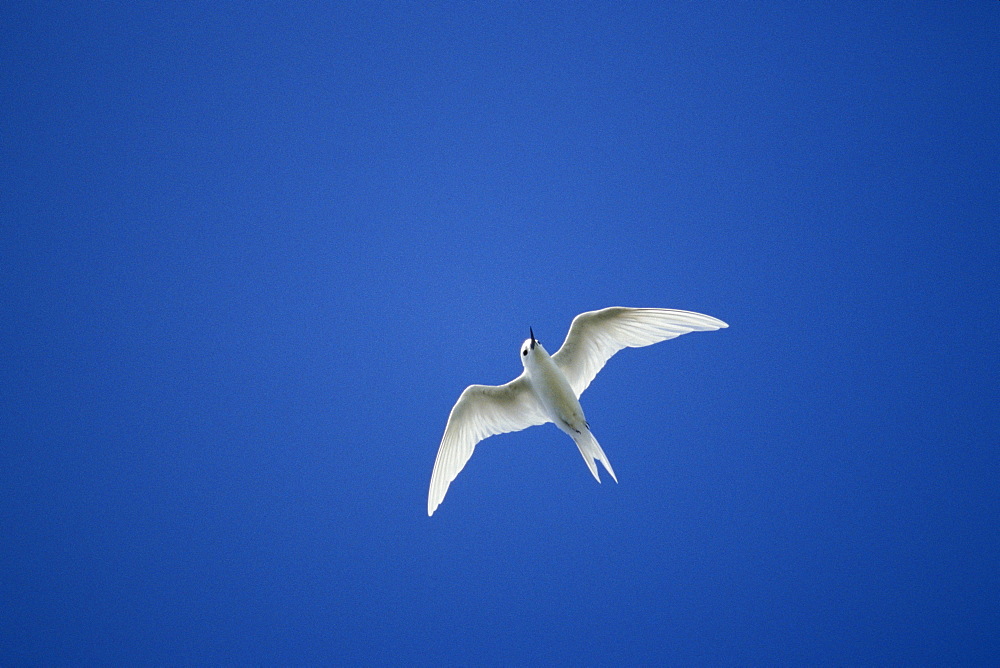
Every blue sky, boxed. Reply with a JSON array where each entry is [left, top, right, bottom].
[[3, 2, 997, 664]]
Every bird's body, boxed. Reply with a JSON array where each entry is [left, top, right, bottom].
[[523, 338, 587, 436], [427, 307, 727, 516], [521, 336, 617, 484]]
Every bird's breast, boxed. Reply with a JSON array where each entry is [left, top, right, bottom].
[[529, 356, 588, 432]]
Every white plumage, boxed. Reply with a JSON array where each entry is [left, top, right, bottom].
[[427, 307, 727, 516]]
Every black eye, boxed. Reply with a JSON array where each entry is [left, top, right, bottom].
[[523, 349, 527, 356]]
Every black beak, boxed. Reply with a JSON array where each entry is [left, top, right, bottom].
[[529, 327, 536, 349]]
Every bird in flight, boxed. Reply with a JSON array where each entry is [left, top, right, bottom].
[[427, 307, 727, 515]]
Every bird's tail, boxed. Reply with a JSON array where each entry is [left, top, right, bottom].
[[572, 429, 618, 483]]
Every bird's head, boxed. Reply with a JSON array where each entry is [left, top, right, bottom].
[[519, 327, 548, 367]]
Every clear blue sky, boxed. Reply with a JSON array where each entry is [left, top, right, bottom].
[[3, 2, 997, 664]]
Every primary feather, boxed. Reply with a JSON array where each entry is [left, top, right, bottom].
[[552, 307, 728, 397], [427, 374, 548, 516]]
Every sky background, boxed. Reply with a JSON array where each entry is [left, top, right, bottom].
[[3, 2, 998, 664]]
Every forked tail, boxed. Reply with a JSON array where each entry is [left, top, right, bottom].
[[572, 429, 618, 483]]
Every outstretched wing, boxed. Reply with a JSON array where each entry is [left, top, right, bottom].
[[552, 307, 728, 397], [428, 373, 549, 516]]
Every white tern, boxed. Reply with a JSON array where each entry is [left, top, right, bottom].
[[427, 307, 728, 515]]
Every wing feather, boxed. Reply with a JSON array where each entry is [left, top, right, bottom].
[[552, 307, 728, 397], [427, 373, 549, 516]]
